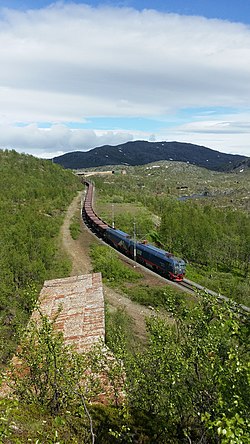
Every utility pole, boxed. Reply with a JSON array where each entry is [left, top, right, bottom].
[[112, 204, 115, 228], [133, 222, 136, 264]]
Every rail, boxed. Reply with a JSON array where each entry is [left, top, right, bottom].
[[82, 181, 250, 316], [179, 278, 250, 315]]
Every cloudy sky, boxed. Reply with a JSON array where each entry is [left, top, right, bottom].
[[0, 0, 250, 158]]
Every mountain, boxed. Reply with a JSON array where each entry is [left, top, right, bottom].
[[221, 157, 250, 172], [52, 140, 247, 171]]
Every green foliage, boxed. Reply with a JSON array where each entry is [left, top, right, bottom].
[[69, 215, 81, 240], [0, 149, 80, 363], [92, 169, 250, 306], [105, 306, 136, 354], [10, 313, 100, 415], [123, 284, 186, 314], [159, 200, 249, 274], [2, 161, 248, 442], [90, 244, 142, 285], [2, 313, 111, 442], [98, 203, 155, 240], [89, 403, 134, 444], [205, 412, 250, 444], [187, 263, 250, 307], [120, 296, 250, 443], [2, 297, 249, 443]]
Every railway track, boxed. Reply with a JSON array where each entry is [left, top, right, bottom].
[[179, 278, 250, 315], [84, 218, 250, 315], [178, 280, 197, 293], [82, 185, 250, 316]]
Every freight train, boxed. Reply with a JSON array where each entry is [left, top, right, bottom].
[[82, 180, 186, 281]]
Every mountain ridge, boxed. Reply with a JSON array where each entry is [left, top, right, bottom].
[[52, 140, 248, 171]]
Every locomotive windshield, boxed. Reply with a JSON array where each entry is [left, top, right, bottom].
[[174, 260, 186, 275]]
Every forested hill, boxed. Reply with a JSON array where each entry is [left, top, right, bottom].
[[52, 140, 247, 171], [0, 149, 80, 363]]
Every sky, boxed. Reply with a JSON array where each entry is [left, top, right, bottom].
[[0, 0, 250, 158]]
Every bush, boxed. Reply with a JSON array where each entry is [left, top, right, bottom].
[[90, 244, 142, 285], [0, 150, 80, 363], [124, 285, 185, 314], [69, 216, 81, 240]]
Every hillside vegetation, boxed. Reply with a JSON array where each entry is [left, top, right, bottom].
[[0, 150, 80, 363], [0, 154, 249, 443], [93, 161, 250, 306]]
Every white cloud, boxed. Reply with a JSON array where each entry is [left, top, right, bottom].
[[1, 121, 249, 159], [176, 120, 250, 135], [0, 3, 250, 156], [0, 123, 137, 157], [165, 112, 250, 155]]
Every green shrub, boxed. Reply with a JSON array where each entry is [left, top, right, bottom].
[[124, 285, 185, 314], [105, 306, 136, 353], [90, 244, 142, 285], [0, 149, 80, 363], [69, 217, 81, 240]]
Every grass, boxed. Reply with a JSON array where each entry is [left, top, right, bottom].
[[122, 284, 186, 313], [186, 263, 250, 307], [96, 200, 156, 239], [105, 305, 137, 352], [92, 161, 250, 212], [89, 244, 142, 286], [69, 215, 82, 240], [0, 398, 91, 443]]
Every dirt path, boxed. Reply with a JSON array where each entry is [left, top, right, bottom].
[[60, 191, 92, 276], [60, 192, 157, 339]]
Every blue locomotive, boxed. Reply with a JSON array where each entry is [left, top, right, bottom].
[[82, 181, 186, 281], [105, 227, 185, 281]]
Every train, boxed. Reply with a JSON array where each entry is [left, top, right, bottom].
[[82, 180, 186, 281]]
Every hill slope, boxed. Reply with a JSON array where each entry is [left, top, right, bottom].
[[0, 149, 80, 363], [52, 140, 247, 171]]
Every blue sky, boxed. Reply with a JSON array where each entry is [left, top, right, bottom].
[[0, 1, 250, 157], [2, 0, 250, 24]]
